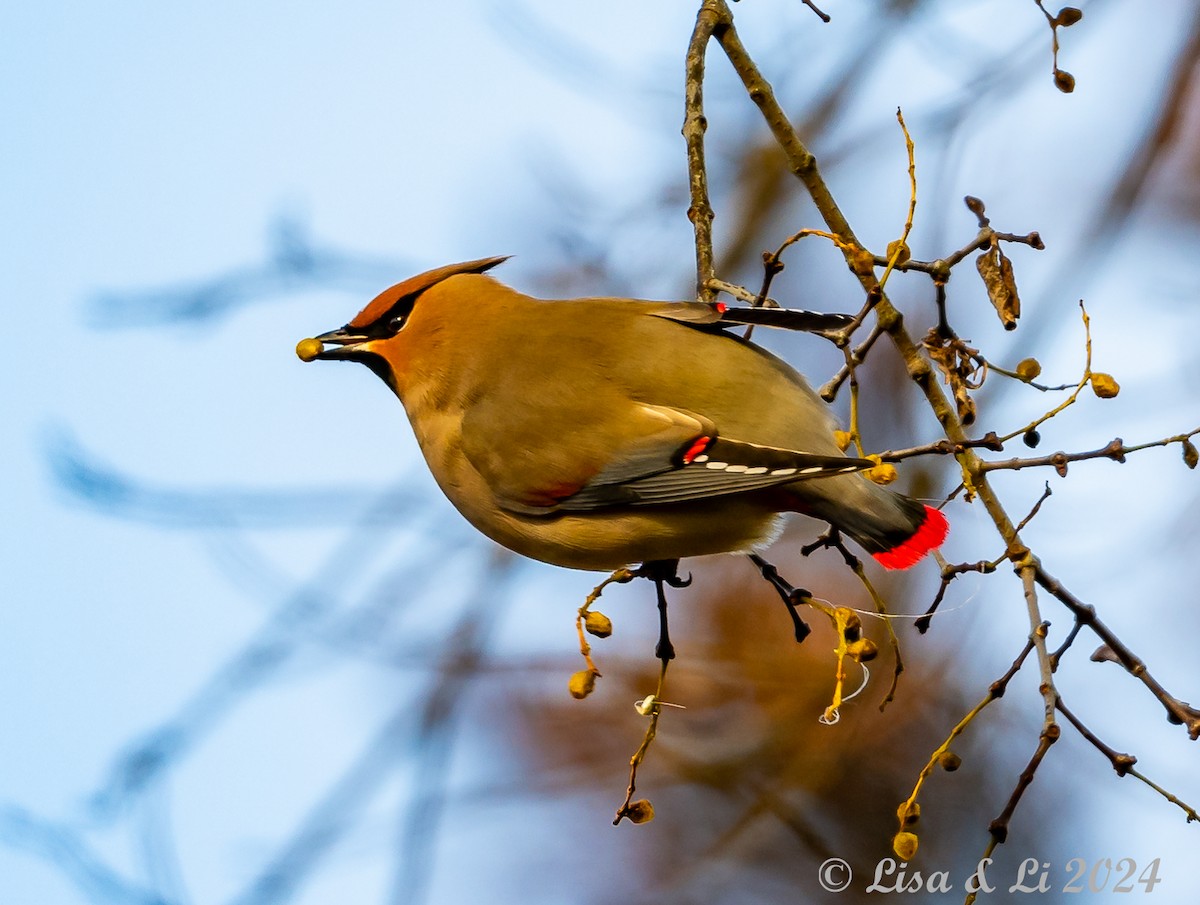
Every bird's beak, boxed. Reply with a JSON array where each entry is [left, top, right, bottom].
[[296, 328, 370, 362]]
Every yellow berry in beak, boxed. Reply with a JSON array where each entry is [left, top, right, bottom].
[[296, 337, 324, 362]]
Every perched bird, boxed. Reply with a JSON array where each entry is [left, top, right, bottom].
[[297, 257, 947, 572]]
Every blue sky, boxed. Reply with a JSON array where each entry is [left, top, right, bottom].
[[4, 2, 1199, 903]]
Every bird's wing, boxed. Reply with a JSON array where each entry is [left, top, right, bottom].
[[551, 434, 874, 513], [644, 301, 855, 334], [461, 399, 873, 516]]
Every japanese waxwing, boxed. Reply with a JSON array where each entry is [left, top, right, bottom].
[[297, 257, 947, 572]]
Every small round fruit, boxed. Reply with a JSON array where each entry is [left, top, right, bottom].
[[296, 337, 325, 362]]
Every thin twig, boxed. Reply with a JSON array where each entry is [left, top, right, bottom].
[[1035, 565, 1200, 737], [915, 559, 998, 634], [684, 3, 722, 301], [871, 228, 1044, 281], [987, 721, 1060, 843], [614, 660, 670, 825], [982, 429, 1200, 474], [877, 432, 1004, 463], [1013, 482, 1053, 534], [895, 636, 1037, 841], [818, 322, 885, 401]]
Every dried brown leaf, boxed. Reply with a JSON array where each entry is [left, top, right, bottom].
[[976, 245, 1021, 330]]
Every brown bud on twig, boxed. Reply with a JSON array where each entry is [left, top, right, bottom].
[[1183, 439, 1199, 470], [625, 799, 655, 824], [1054, 455, 1069, 478], [1054, 69, 1077, 93], [1055, 7, 1083, 26]]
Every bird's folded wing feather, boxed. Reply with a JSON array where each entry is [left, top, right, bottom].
[[462, 398, 873, 516], [553, 435, 873, 512], [645, 301, 854, 333]]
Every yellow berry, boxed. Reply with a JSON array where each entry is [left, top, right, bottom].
[[867, 462, 898, 485], [1015, 358, 1042, 381], [583, 611, 613, 638], [1090, 372, 1120, 398], [568, 669, 597, 700], [938, 750, 963, 772], [846, 638, 878, 663], [893, 831, 919, 860], [886, 239, 911, 266], [295, 337, 324, 362]]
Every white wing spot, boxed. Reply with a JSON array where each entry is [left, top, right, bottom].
[[840, 465, 860, 472], [799, 466, 826, 475], [744, 467, 768, 475], [724, 464, 748, 473], [692, 455, 709, 463], [770, 467, 797, 476], [705, 461, 729, 470]]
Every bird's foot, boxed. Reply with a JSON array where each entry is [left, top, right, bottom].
[[747, 553, 813, 643]]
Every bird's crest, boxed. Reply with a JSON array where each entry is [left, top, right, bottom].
[[348, 255, 509, 329]]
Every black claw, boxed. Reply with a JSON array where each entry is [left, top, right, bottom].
[[749, 554, 813, 645], [668, 571, 693, 589], [789, 611, 813, 643]]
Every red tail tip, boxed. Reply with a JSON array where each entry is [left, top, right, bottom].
[[872, 505, 949, 570]]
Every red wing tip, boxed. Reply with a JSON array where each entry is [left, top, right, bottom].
[[680, 435, 714, 465], [872, 505, 949, 570]]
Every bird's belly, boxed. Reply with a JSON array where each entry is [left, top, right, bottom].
[[410, 414, 784, 570], [473, 498, 786, 571]]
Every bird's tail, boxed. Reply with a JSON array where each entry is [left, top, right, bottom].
[[794, 482, 948, 570], [866, 500, 949, 570]]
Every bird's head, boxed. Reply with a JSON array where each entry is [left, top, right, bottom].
[[296, 255, 509, 392]]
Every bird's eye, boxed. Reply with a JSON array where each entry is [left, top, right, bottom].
[[386, 313, 408, 334]]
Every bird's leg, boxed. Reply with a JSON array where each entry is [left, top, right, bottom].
[[747, 553, 813, 643], [635, 560, 689, 664], [653, 577, 674, 664]]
